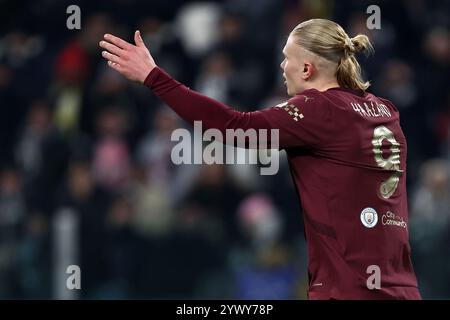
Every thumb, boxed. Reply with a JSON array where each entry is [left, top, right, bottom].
[[134, 30, 145, 47]]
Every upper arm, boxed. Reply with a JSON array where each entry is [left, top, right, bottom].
[[146, 67, 333, 150], [243, 90, 334, 150]]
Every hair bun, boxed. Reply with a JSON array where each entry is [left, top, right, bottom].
[[343, 37, 356, 55], [350, 34, 374, 56]]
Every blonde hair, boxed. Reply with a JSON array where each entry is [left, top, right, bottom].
[[291, 19, 374, 91]]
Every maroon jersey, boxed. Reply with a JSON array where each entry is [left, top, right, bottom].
[[145, 67, 421, 300]]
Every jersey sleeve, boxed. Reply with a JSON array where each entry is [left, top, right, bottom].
[[144, 67, 334, 150], [262, 93, 335, 149]]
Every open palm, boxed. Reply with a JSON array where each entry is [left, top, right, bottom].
[[99, 30, 156, 83]]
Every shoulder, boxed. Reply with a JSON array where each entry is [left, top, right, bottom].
[[288, 88, 323, 106], [284, 89, 332, 120], [373, 95, 400, 114], [360, 92, 401, 118], [269, 89, 333, 126]]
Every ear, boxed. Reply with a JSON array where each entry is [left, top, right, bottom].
[[301, 61, 314, 80]]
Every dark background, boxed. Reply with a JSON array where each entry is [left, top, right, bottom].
[[0, 0, 449, 299]]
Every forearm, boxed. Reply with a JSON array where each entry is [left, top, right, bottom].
[[143, 67, 257, 133], [100, 32, 280, 147], [100, 32, 322, 152]]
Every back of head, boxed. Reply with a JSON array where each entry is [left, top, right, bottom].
[[291, 19, 374, 91]]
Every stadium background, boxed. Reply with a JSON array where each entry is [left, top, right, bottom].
[[0, 0, 449, 299]]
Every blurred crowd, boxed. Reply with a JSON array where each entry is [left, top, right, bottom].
[[0, 0, 449, 299]]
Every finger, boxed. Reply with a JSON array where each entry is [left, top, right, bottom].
[[134, 30, 145, 48], [108, 61, 125, 74], [99, 40, 124, 56], [104, 33, 131, 49], [107, 60, 123, 72], [101, 50, 121, 64]]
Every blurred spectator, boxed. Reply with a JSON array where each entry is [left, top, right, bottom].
[[182, 163, 248, 243], [0, 167, 25, 298], [128, 164, 174, 238], [16, 213, 51, 299], [419, 27, 450, 112], [436, 93, 450, 159], [0, 31, 44, 68], [92, 107, 131, 193], [136, 106, 200, 204], [195, 52, 233, 103], [150, 198, 229, 299], [15, 101, 53, 180], [0, 168, 25, 238], [92, 196, 148, 298], [175, 2, 222, 58], [137, 107, 180, 187], [374, 60, 417, 111], [228, 193, 304, 299], [55, 160, 111, 297], [1, 0, 450, 299], [411, 160, 450, 238], [410, 159, 450, 298], [15, 100, 68, 213], [138, 16, 191, 82]]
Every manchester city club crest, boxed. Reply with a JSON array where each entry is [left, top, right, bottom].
[[360, 207, 378, 228]]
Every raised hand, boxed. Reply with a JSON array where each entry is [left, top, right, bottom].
[[99, 30, 156, 83]]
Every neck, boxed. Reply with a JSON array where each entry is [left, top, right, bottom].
[[303, 79, 340, 92]]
